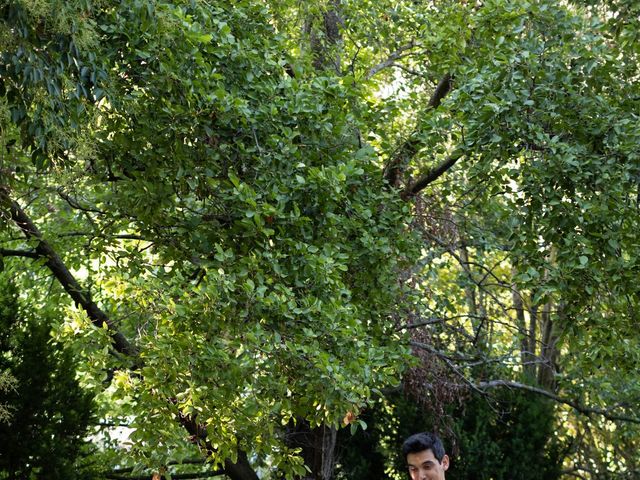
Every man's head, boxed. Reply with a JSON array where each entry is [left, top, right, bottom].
[[402, 432, 449, 480]]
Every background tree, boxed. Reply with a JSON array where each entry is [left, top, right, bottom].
[[0, 275, 96, 479]]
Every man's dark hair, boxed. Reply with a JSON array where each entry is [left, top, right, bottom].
[[402, 432, 446, 462]]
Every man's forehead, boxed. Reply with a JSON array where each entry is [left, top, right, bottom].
[[407, 449, 438, 465]]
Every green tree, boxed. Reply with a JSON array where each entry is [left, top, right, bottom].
[[1, 1, 417, 477]]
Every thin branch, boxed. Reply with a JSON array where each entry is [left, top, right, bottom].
[[399, 315, 480, 342], [347, 43, 362, 76], [477, 380, 640, 424], [428, 232, 508, 287], [57, 187, 107, 215], [398, 317, 445, 329], [410, 341, 486, 395], [409, 341, 519, 368], [110, 460, 211, 474], [424, 233, 513, 318], [390, 63, 429, 78], [56, 231, 148, 241]]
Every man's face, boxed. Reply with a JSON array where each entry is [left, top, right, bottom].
[[406, 448, 449, 480]]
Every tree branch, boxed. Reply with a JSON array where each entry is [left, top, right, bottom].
[[410, 341, 487, 395], [56, 231, 148, 241], [412, 338, 640, 424], [57, 187, 107, 215], [427, 73, 453, 110], [403, 150, 464, 197], [176, 412, 260, 480], [384, 73, 454, 188], [0, 248, 40, 259], [106, 471, 225, 480], [391, 63, 429, 78], [0, 189, 137, 357], [1, 188, 261, 480], [477, 380, 640, 424]]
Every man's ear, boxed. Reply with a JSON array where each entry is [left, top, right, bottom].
[[441, 454, 450, 471]]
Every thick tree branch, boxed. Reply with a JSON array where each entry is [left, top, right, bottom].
[[477, 380, 640, 424], [384, 73, 454, 188], [177, 412, 259, 480], [309, 0, 344, 73], [0, 248, 40, 259], [402, 149, 464, 197], [383, 135, 421, 188], [427, 73, 453, 110], [0, 189, 137, 357], [222, 451, 260, 480]]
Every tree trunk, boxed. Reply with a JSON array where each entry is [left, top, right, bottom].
[[511, 281, 529, 368], [527, 302, 538, 378], [224, 452, 260, 480], [287, 421, 337, 480], [537, 301, 562, 390]]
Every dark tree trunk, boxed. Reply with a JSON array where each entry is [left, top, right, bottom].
[[538, 301, 562, 390], [287, 420, 337, 480]]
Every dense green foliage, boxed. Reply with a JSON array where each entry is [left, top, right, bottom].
[[1, 0, 417, 476], [1, 0, 639, 478]]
